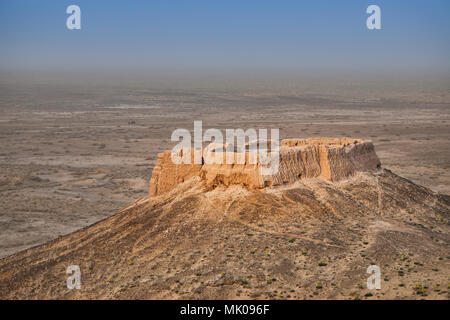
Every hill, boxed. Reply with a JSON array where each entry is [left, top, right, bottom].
[[0, 138, 448, 299]]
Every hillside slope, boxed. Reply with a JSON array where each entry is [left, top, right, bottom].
[[0, 168, 448, 299]]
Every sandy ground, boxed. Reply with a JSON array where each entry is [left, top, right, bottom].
[[0, 75, 449, 258]]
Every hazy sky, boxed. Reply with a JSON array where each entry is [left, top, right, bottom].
[[1, 0, 449, 73]]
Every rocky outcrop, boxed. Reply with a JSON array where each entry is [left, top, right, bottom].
[[149, 138, 381, 197]]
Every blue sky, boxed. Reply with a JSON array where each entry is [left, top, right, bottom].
[[1, 0, 449, 73]]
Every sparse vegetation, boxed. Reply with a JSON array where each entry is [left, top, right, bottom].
[[413, 284, 428, 296], [318, 259, 327, 267]]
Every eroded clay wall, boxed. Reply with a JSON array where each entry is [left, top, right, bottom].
[[149, 138, 381, 197]]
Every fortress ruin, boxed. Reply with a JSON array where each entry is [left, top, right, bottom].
[[149, 138, 381, 197]]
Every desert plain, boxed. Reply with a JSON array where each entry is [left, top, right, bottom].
[[0, 73, 448, 299]]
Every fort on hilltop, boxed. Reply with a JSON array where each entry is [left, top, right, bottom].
[[149, 138, 381, 197]]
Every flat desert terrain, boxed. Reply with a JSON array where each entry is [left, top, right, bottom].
[[0, 74, 449, 260]]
